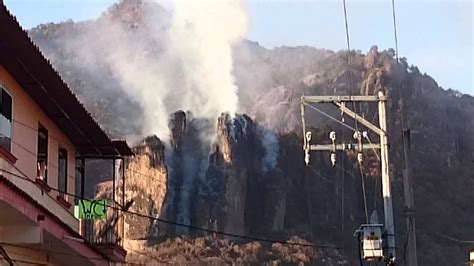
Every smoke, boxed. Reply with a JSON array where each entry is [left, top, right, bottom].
[[129, 0, 248, 139], [46, 0, 247, 140], [168, 0, 247, 119], [258, 126, 279, 173]]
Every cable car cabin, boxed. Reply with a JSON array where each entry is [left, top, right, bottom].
[[354, 224, 384, 261]]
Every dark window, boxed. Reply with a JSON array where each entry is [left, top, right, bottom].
[[0, 88, 12, 151], [58, 148, 68, 194], [37, 124, 48, 182]]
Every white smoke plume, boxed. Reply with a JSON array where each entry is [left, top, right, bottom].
[[169, 0, 247, 119], [110, 0, 247, 139], [55, 0, 247, 140]]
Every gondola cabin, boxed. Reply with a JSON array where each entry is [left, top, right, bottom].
[[354, 224, 384, 261]]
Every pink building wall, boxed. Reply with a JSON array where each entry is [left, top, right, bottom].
[[0, 65, 76, 210]]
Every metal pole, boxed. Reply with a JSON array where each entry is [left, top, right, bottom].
[[81, 158, 85, 199], [403, 129, 418, 266], [122, 158, 125, 207], [378, 91, 396, 261], [122, 157, 126, 246], [112, 158, 116, 203]]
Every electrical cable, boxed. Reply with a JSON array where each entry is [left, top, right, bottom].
[[304, 167, 314, 234], [343, 0, 371, 229], [364, 135, 381, 162], [0, 129, 204, 199], [11, 117, 226, 198], [5, 64, 343, 262], [0, 168, 340, 250], [358, 163, 369, 224], [342, 0, 355, 98], [391, 0, 400, 64], [391, 1, 413, 263], [340, 114, 346, 233], [363, 134, 380, 211], [304, 166, 316, 265], [304, 103, 357, 132], [436, 232, 474, 244], [342, 0, 351, 54], [306, 164, 334, 183]]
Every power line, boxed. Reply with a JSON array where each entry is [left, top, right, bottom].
[[342, 0, 351, 53], [304, 103, 356, 132], [391, 0, 400, 63], [358, 163, 369, 224], [340, 142, 345, 232], [0, 168, 340, 250], [304, 166, 314, 242], [304, 166, 316, 265], [364, 135, 381, 162], [11, 117, 223, 197], [1, 127, 205, 199], [436, 232, 474, 244]]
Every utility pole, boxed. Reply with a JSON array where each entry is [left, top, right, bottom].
[[378, 92, 396, 262], [403, 129, 418, 266], [301, 91, 396, 264]]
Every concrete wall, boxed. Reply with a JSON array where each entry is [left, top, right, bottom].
[[0, 65, 76, 212]]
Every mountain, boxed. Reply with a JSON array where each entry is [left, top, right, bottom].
[[27, 0, 474, 265]]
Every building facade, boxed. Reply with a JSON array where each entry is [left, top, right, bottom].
[[0, 3, 132, 265]]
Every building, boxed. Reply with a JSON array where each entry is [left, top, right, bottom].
[[0, 3, 133, 265]]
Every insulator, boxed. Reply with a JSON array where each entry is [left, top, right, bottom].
[[353, 131, 361, 140], [305, 131, 312, 142], [329, 131, 336, 141], [357, 152, 363, 164], [362, 131, 368, 138], [330, 153, 336, 167], [305, 149, 310, 165]]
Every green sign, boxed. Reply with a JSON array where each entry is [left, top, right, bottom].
[[75, 199, 107, 220]]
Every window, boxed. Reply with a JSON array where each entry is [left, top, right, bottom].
[[0, 88, 12, 151], [37, 124, 48, 182], [58, 148, 68, 195]]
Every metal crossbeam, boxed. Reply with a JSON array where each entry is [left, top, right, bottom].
[[302, 95, 386, 103], [333, 102, 384, 135], [310, 143, 380, 151]]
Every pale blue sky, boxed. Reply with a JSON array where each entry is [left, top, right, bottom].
[[4, 0, 473, 95]]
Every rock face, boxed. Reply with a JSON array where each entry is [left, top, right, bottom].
[[122, 136, 167, 244], [116, 112, 288, 263], [159, 112, 285, 237]]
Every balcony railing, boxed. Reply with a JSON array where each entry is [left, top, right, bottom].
[[80, 199, 124, 247]]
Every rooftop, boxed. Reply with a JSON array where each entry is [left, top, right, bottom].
[[0, 3, 132, 157]]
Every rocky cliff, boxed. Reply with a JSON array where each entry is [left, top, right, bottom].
[[26, 1, 474, 265]]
